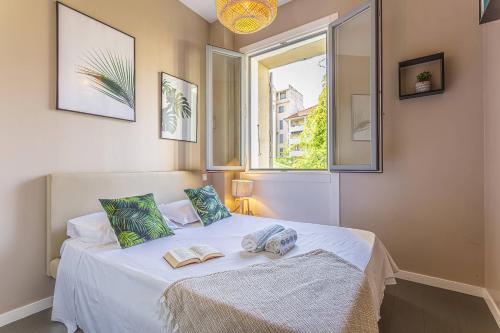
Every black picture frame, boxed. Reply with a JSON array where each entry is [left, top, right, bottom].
[[159, 72, 198, 143], [56, 1, 136, 122], [480, 0, 500, 24]]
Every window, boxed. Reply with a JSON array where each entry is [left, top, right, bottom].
[[250, 33, 328, 170], [206, 0, 381, 173], [206, 45, 245, 171]]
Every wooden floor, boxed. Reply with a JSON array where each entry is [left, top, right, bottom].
[[0, 279, 498, 333]]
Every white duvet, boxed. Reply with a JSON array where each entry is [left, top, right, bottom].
[[52, 214, 398, 333]]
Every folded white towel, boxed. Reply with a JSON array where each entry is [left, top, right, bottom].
[[241, 225, 285, 253], [265, 228, 298, 256]]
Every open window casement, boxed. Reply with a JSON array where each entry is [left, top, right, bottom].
[[328, 0, 381, 172], [206, 45, 246, 171], [205, 0, 382, 173]]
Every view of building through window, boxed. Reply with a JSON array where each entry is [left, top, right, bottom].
[[250, 33, 327, 170]]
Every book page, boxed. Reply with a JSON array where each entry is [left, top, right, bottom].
[[169, 248, 199, 263], [190, 245, 223, 261]]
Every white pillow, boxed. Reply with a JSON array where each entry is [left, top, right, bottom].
[[67, 212, 180, 244], [162, 215, 183, 230], [67, 212, 118, 244], [158, 199, 199, 225]]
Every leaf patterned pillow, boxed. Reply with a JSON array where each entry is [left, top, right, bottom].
[[184, 185, 231, 226], [99, 193, 174, 248]]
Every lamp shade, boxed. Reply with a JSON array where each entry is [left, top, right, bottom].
[[216, 0, 278, 34], [232, 180, 254, 198]]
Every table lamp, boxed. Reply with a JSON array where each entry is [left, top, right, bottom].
[[232, 179, 254, 215]]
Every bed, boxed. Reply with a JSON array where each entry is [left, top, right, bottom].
[[47, 171, 398, 333]]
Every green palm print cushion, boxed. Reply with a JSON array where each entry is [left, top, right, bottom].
[[99, 193, 174, 248], [184, 185, 231, 226]]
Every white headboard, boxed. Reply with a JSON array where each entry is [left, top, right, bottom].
[[46, 171, 202, 277]]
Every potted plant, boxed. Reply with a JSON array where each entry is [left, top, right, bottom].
[[416, 71, 432, 93]]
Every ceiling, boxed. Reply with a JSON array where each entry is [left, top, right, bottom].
[[179, 0, 292, 23]]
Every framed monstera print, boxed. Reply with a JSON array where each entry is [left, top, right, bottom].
[[160, 72, 198, 143], [57, 2, 135, 121]]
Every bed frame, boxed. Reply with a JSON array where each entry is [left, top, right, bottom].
[[46, 171, 202, 278]]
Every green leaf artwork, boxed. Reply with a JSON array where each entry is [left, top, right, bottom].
[[161, 79, 192, 134], [77, 50, 135, 110]]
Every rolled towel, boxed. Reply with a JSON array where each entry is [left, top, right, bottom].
[[241, 224, 285, 253], [265, 228, 298, 256]]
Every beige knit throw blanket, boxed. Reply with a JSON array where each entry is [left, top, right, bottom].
[[163, 250, 378, 333]]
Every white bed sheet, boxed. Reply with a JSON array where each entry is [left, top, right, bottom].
[[52, 214, 398, 333]]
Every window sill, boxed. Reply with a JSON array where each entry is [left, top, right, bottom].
[[242, 170, 338, 183]]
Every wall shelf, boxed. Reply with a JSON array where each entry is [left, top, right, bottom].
[[399, 53, 445, 100]]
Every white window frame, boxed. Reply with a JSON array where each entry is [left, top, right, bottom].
[[206, 45, 247, 171]]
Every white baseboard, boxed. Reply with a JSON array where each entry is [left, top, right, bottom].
[[396, 270, 484, 297], [484, 289, 500, 328], [0, 296, 53, 328]]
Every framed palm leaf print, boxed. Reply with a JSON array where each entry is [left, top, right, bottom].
[[161, 73, 198, 142], [57, 2, 135, 121]]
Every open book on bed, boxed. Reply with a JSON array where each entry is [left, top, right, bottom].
[[164, 245, 224, 268]]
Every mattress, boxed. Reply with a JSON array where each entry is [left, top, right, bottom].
[[52, 214, 398, 333]]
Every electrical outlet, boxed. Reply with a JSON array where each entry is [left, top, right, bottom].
[[202, 173, 208, 181]]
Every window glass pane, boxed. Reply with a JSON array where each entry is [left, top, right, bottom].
[[333, 7, 374, 166], [250, 33, 328, 170], [211, 51, 242, 167]]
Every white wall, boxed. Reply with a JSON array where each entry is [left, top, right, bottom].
[[241, 173, 340, 226]]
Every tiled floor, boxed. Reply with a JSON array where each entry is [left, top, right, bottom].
[[0, 279, 498, 333]]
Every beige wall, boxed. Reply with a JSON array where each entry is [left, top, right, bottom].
[[235, 0, 485, 285], [483, 19, 500, 308], [234, 0, 365, 50], [209, 21, 235, 50], [0, 0, 208, 314], [342, 0, 484, 286]]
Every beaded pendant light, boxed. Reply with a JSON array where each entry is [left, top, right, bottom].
[[216, 0, 278, 34]]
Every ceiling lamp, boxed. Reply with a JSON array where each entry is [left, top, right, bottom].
[[216, 0, 278, 34]]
